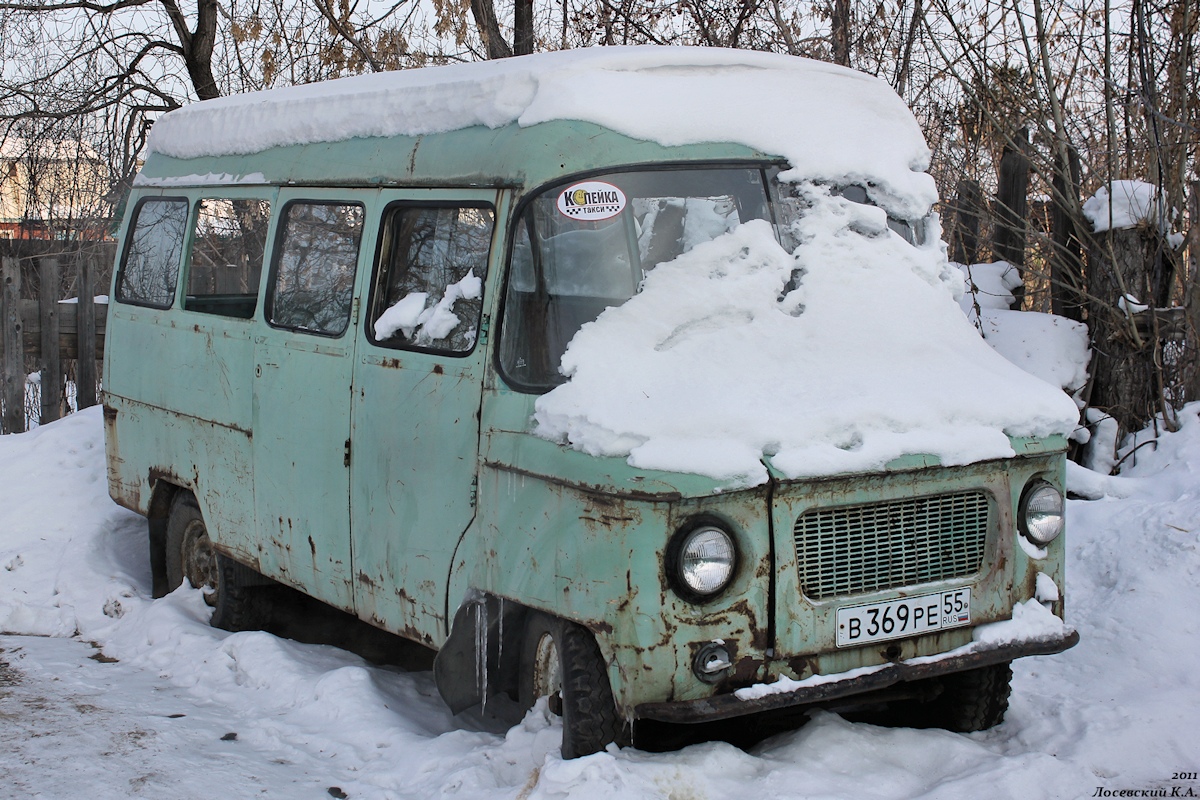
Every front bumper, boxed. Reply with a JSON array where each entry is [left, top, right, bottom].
[[635, 628, 1079, 723]]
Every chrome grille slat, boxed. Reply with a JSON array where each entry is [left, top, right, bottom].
[[794, 491, 989, 600]]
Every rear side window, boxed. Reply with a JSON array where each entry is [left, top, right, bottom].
[[267, 201, 364, 336], [184, 198, 271, 319], [368, 204, 495, 355], [116, 197, 189, 308]]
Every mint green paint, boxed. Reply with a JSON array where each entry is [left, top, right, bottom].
[[106, 116, 1072, 724], [136, 121, 775, 194], [1008, 433, 1069, 455], [882, 452, 942, 470], [250, 187, 380, 609]]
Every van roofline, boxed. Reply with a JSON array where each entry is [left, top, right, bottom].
[[133, 121, 779, 191]]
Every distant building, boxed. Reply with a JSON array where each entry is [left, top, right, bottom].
[[0, 138, 113, 240]]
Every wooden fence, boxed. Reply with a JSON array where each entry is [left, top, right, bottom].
[[1, 253, 108, 434]]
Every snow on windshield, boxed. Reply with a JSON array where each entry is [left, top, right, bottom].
[[147, 46, 935, 215], [533, 185, 1081, 486]]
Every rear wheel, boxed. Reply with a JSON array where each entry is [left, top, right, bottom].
[[519, 612, 628, 758], [164, 491, 268, 632]]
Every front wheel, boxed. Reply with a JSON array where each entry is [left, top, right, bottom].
[[920, 661, 1013, 732], [519, 612, 628, 758], [164, 491, 268, 632]]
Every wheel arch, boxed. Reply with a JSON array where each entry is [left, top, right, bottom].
[[433, 593, 532, 716], [433, 592, 628, 739]]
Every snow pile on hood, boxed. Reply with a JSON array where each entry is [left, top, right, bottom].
[[146, 46, 935, 209], [533, 186, 1081, 486], [1083, 180, 1174, 233]]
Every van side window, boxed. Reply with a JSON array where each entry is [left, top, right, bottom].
[[369, 204, 494, 354], [116, 197, 189, 308], [184, 198, 271, 319], [267, 202, 365, 336]]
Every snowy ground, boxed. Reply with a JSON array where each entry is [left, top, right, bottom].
[[2, 406, 1199, 799]]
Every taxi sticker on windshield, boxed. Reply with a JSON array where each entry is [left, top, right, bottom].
[[557, 181, 626, 221]]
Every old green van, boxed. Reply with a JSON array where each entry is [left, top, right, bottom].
[[103, 47, 1079, 757]]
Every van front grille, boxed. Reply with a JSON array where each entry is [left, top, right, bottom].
[[794, 492, 989, 600]]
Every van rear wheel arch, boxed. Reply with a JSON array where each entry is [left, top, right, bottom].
[[161, 489, 270, 632]]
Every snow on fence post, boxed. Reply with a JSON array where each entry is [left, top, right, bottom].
[[2, 256, 25, 434], [76, 252, 97, 410], [39, 256, 63, 424]]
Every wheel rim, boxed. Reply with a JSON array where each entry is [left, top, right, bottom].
[[531, 632, 563, 715], [181, 519, 219, 607]]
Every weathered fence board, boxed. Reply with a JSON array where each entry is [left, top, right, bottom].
[[76, 255, 98, 409], [1, 251, 108, 434], [39, 257, 63, 424], [0, 298, 108, 360], [2, 258, 23, 434]]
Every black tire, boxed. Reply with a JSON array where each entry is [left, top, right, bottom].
[[922, 661, 1013, 732], [519, 612, 628, 758], [164, 491, 268, 632]]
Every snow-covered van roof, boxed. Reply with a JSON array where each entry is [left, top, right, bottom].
[[142, 46, 936, 209]]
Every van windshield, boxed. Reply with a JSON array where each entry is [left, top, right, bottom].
[[500, 167, 772, 390]]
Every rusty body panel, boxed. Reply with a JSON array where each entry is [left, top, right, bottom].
[[104, 117, 1074, 733], [349, 187, 506, 650], [635, 629, 1080, 723], [463, 395, 1072, 718]]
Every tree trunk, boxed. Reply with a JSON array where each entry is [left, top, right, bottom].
[[160, 0, 222, 101], [1050, 146, 1086, 322], [1187, 181, 1200, 404], [993, 128, 1030, 306], [1087, 225, 1179, 437], [471, 0, 514, 59], [948, 179, 984, 265], [831, 0, 851, 66], [513, 0, 535, 55]]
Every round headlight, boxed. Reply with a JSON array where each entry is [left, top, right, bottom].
[[1020, 481, 1064, 545], [676, 526, 736, 598]]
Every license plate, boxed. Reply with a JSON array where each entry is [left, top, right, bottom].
[[836, 588, 971, 647]]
